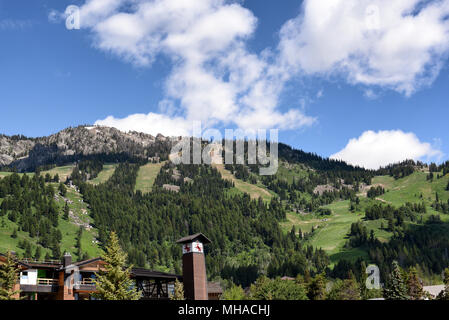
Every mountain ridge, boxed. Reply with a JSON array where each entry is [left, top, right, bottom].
[[0, 125, 170, 171]]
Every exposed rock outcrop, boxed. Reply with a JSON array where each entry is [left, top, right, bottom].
[[0, 125, 173, 171]]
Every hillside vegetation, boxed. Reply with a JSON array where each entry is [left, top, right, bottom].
[[135, 162, 165, 193], [1, 127, 449, 287]]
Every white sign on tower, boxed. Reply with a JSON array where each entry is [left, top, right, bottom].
[[182, 241, 203, 254]]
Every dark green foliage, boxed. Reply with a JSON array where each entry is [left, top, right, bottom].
[[431, 197, 449, 214], [221, 283, 246, 300], [248, 276, 308, 300], [383, 261, 409, 300], [306, 273, 327, 300], [377, 160, 415, 180], [63, 203, 69, 220], [74, 159, 104, 182], [406, 267, 424, 300], [327, 277, 361, 300], [367, 186, 385, 198], [317, 208, 332, 216], [58, 182, 67, 197], [0, 173, 61, 256], [437, 268, 449, 300], [78, 162, 329, 283], [92, 231, 141, 300], [34, 246, 42, 261], [75, 226, 83, 258], [0, 251, 20, 300], [365, 202, 425, 221]]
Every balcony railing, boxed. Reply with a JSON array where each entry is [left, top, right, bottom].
[[78, 278, 95, 286], [37, 278, 59, 286], [20, 258, 61, 265]]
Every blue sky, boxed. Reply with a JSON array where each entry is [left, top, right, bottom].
[[1, 0, 449, 169]]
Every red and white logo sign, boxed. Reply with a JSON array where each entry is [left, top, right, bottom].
[[182, 241, 203, 254]]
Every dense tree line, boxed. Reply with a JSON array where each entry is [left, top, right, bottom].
[[367, 186, 385, 199], [352, 218, 449, 280], [376, 160, 417, 179], [77, 161, 330, 285], [69, 159, 104, 184], [0, 173, 62, 258], [364, 202, 426, 222]]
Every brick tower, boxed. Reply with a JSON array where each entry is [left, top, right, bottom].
[[176, 233, 211, 300]]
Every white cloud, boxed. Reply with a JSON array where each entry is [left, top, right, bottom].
[[279, 0, 449, 96], [52, 0, 315, 136], [95, 112, 192, 136], [52, 0, 449, 137], [330, 130, 443, 169]]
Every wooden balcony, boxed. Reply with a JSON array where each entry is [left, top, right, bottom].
[[78, 278, 95, 285], [21, 278, 59, 293], [74, 278, 96, 291]]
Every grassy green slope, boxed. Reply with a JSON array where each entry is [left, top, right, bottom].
[[41, 165, 75, 182], [214, 164, 274, 201], [373, 171, 449, 205], [276, 161, 310, 184], [88, 164, 118, 185], [283, 171, 449, 264], [135, 162, 165, 193], [282, 201, 369, 264]]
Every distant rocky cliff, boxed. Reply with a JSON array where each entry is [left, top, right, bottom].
[[0, 126, 171, 171]]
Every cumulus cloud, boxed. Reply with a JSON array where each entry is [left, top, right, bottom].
[[50, 0, 315, 136], [50, 0, 449, 136], [330, 130, 443, 169], [95, 112, 193, 136], [279, 0, 449, 96]]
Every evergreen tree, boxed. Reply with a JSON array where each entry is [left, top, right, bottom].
[[249, 276, 308, 300], [359, 261, 370, 300], [446, 181, 449, 191], [34, 247, 42, 261], [58, 183, 67, 197], [327, 277, 361, 300], [92, 231, 141, 300], [11, 228, 17, 239], [0, 251, 20, 300], [437, 268, 449, 300], [24, 242, 33, 258], [307, 273, 327, 300], [63, 204, 70, 221], [383, 261, 409, 300], [170, 279, 185, 300], [406, 267, 423, 300]]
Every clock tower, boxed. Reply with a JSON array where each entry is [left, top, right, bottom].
[[177, 233, 211, 300]]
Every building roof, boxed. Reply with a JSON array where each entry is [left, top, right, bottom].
[[73, 257, 103, 268], [18, 258, 62, 269], [423, 285, 445, 298], [2, 252, 182, 282], [176, 233, 211, 244], [207, 281, 223, 294], [131, 268, 182, 280]]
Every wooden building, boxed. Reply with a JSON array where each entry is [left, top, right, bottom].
[[1, 252, 181, 300], [1, 233, 214, 300]]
